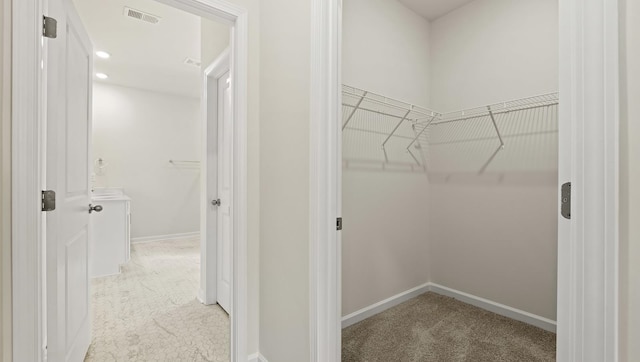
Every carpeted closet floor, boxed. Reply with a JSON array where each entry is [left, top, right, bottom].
[[342, 292, 556, 362], [85, 238, 229, 362]]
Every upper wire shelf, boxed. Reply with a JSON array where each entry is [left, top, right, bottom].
[[430, 93, 559, 125], [342, 84, 559, 174], [342, 85, 440, 127], [342, 85, 440, 165]]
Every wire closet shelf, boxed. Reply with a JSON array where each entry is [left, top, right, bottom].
[[342, 84, 559, 173]]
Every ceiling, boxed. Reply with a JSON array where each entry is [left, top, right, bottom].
[[397, 0, 477, 21], [73, 0, 210, 98]]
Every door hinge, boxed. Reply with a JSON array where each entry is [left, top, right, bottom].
[[42, 190, 56, 212], [561, 182, 571, 219], [337, 217, 343, 231], [43, 16, 57, 39]]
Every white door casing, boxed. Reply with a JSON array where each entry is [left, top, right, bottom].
[[44, 0, 93, 360], [217, 70, 233, 313], [556, 0, 620, 361]]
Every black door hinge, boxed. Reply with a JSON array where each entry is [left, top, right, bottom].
[[43, 16, 57, 39], [561, 182, 571, 219], [42, 190, 56, 212], [337, 217, 343, 231]]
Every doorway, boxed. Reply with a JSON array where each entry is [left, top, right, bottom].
[[308, 0, 620, 361], [75, 1, 235, 358], [10, 0, 249, 360], [340, 2, 558, 359]]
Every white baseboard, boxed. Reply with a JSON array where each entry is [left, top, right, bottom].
[[247, 352, 268, 362], [341, 282, 557, 333], [341, 282, 431, 328], [131, 231, 199, 244], [428, 283, 557, 333]]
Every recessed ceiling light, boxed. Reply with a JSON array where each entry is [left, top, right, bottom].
[[96, 73, 109, 79], [96, 51, 111, 59]]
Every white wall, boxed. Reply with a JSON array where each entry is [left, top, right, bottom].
[[92, 83, 201, 239], [341, 0, 431, 316], [620, 0, 640, 359], [428, 0, 559, 320]]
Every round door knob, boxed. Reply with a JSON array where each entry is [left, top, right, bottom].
[[89, 204, 103, 213]]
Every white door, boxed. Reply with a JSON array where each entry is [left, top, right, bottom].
[[216, 71, 233, 313], [45, 0, 93, 360]]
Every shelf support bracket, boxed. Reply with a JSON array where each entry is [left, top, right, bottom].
[[406, 115, 436, 166], [342, 91, 367, 130], [381, 108, 412, 162], [406, 115, 436, 151], [479, 106, 506, 174], [488, 106, 505, 148]]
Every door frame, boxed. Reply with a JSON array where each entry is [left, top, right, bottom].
[[309, 0, 620, 362], [200, 49, 230, 306], [10, 0, 249, 361]]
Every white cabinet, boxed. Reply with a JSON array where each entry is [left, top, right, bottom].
[[90, 189, 131, 278]]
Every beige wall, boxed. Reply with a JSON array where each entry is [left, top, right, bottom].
[[429, 0, 558, 112], [342, 0, 430, 105], [201, 18, 230, 68], [206, 1, 313, 360], [620, 0, 640, 360], [341, 0, 431, 316], [0, 0, 11, 359], [258, 0, 311, 360], [428, 0, 559, 320]]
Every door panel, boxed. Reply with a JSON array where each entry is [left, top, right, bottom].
[[65, 228, 89, 350], [65, 24, 90, 195], [46, 0, 93, 360], [217, 71, 232, 313]]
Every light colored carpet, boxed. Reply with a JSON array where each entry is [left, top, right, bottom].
[[85, 238, 229, 362], [342, 292, 556, 362]]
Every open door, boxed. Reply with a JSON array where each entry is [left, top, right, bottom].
[[201, 52, 232, 313], [45, 0, 94, 360], [216, 70, 233, 314]]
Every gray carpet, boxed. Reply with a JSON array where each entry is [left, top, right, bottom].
[[342, 292, 556, 362]]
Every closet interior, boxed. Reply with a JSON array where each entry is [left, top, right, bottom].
[[341, 0, 559, 360]]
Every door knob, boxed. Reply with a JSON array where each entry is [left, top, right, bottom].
[[89, 204, 103, 213], [211, 199, 221, 206]]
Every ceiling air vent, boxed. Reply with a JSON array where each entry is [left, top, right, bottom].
[[123, 7, 161, 24]]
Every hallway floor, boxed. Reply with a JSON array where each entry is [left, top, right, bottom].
[[85, 238, 229, 362]]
